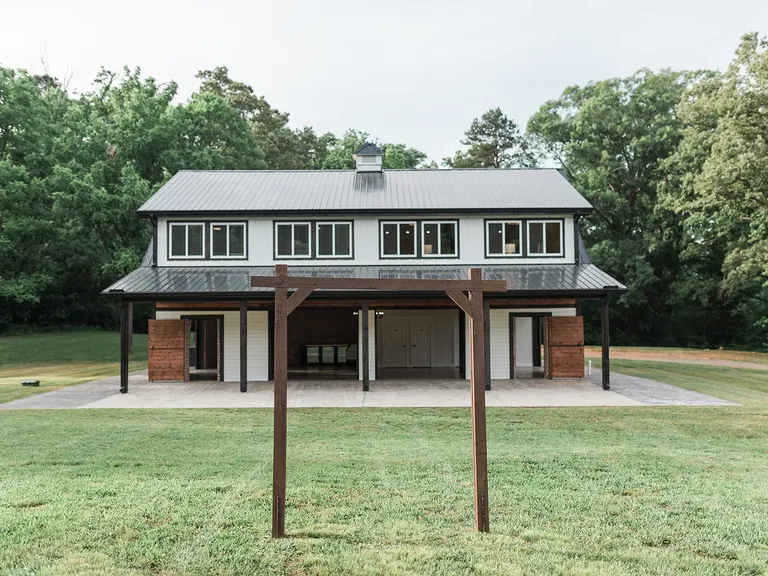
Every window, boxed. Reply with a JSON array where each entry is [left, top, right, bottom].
[[317, 222, 352, 258], [381, 221, 417, 257], [421, 221, 457, 257], [169, 223, 204, 259], [210, 223, 246, 258], [486, 220, 522, 257], [275, 222, 311, 258], [527, 220, 563, 256]]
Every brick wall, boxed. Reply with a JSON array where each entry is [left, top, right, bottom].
[[287, 308, 358, 366]]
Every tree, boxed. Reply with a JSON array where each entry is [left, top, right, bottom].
[[528, 70, 696, 345], [664, 33, 768, 348], [443, 108, 536, 168]]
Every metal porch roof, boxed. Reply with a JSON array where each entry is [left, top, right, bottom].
[[103, 264, 625, 299]]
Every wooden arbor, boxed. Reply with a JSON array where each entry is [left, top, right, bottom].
[[250, 265, 506, 537]]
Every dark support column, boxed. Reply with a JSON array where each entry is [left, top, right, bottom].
[[272, 265, 288, 538], [601, 296, 610, 390], [120, 301, 129, 394], [575, 299, 582, 316], [458, 312, 466, 379], [361, 301, 370, 392], [483, 299, 491, 391], [240, 301, 248, 393], [127, 302, 134, 355]]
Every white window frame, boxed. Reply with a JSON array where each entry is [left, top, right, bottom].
[[421, 221, 458, 258], [210, 222, 247, 259], [380, 221, 418, 258], [274, 222, 312, 259], [168, 222, 205, 260], [485, 220, 523, 258], [526, 220, 564, 257], [315, 221, 353, 258]]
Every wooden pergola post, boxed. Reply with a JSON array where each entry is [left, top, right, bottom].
[[252, 266, 504, 538], [468, 268, 490, 532], [361, 300, 370, 391]]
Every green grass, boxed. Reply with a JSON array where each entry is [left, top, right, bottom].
[[2, 392, 768, 573], [0, 331, 147, 403]]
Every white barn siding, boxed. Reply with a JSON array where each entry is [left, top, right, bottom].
[[466, 307, 577, 380], [155, 310, 269, 381]]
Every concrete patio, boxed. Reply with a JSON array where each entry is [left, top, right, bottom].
[[0, 370, 737, 409]]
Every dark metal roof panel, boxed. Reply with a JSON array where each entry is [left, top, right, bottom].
[[103, 264, 625, 297], [355, 142, 383, 155], [138, 169, 593, 214]]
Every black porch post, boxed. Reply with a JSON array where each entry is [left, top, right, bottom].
[[120, 300, 129, 393], [240, 301, 248, 393], [127, 302, 134, 355], [483, 299, 491, 391], [601, 296, 610, 390], [361, 300, 370, 392]]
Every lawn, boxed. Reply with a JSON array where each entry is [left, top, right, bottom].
[[1, 366, 768, 575], [0, 331, 147, 403]]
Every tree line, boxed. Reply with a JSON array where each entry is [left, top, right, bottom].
[[1, 33, 766, 349]]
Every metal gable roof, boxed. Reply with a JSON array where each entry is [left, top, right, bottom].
[[137, 169, 593, 215], [103, 263, 625, 298]]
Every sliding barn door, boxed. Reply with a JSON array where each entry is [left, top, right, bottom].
[[549, 317, 585, 378], [148, 319, 189, 381]]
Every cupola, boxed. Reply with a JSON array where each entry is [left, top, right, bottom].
[[354, 142, 384, 172]]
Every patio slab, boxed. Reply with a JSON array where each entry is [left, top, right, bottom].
[[0, 369, 735, 409]]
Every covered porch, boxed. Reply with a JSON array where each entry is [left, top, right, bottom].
[[105, 263, 626, 395]]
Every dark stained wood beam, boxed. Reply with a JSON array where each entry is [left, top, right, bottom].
[[361, 301, 369, 392], [468, 268, 490, 533], [286, 287, 313, 316], [445, 290, 472, 316], [240, 301, 247, 393], [601, 296, 610, 390], [127, 302, 134, 355], [272, 265, 288, 538], [120, 301, 129, 394], [251, 275, 507, 293]]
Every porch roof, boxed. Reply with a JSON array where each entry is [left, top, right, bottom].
[[103, 264, 626, 301]]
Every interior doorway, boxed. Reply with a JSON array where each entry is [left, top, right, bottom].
[[185, 316, 223, 381], [510, 313, 550, 379]]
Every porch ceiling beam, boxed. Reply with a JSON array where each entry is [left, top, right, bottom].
[[445, 290, 472, 316], [251, 276, 507, 293], [286, 287, 313, 316]]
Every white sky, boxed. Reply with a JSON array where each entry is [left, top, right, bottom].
[[2, 0, 765, 162]]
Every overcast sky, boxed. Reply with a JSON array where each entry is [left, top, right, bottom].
[[2, 0, 766, 162]]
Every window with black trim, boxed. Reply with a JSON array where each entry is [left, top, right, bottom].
[[421, 221, 457, 257], [317, 222, 352, 258], [169, 222, 205, 259], [381, 221, 417, 257], [527, 220, 563, 256], [275, 222, 311, 258], [486, 220, 522, 257], [211, 223, 246, 258]]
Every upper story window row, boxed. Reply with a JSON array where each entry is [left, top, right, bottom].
[[166, 218, 564, 261], [169, 221, 246, 260]]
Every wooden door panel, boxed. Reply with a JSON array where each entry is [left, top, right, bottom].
[[148, 319, 187, 381], [409, 319, 431, 367]]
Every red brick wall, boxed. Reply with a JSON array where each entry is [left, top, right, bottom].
[[287, 308, 358, 366]]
